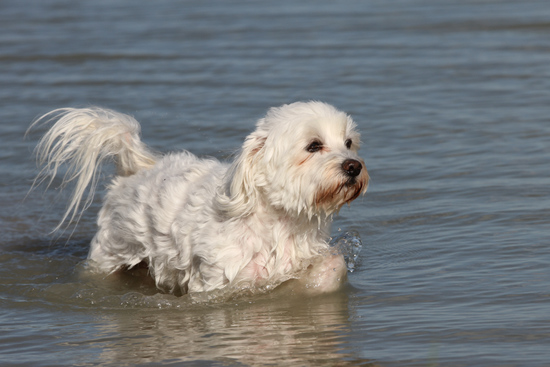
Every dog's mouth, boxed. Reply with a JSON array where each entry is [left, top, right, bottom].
[[342, 177, 366, 204], [345, 177, 357, 186], [314, 170, 369, 213]]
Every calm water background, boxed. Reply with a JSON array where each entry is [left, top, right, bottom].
[[1, 0, 549, 366]]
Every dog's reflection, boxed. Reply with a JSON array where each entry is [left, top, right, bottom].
[[94, 289, 377, 366]]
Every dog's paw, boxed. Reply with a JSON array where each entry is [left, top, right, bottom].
[[279, 254, 348, 295]]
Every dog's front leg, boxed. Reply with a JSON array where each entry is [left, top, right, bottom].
[[298, 254, 348, 294]]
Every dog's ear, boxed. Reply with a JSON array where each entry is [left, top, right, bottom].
[[215, 124, 267, 218]]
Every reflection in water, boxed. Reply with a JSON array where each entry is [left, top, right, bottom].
[[91, 290, 376, 366]]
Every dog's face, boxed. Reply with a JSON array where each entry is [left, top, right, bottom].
[[224, 102, 369, 218]]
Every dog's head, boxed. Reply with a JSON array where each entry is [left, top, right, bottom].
[[219, 101, 369, 219]]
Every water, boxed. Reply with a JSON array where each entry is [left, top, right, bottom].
[[1, 0, 550, 365]]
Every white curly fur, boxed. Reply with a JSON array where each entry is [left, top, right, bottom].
[[30, 102, 369, 294]]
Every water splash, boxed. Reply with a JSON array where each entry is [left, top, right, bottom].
[[330, 230, 363, 273]]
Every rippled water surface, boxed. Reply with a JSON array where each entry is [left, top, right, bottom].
[[1, 0, 550, 366]]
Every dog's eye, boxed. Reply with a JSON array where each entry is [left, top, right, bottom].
[[345, 139, 352, 149], [306, 141, 323, 153]]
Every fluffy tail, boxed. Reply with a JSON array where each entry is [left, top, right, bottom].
[[28, 107, 157, 232]]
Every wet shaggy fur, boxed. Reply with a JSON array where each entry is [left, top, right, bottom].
[[30, 102, 369, 294]]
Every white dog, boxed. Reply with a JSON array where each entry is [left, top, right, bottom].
[[31, 102, 369, 295]]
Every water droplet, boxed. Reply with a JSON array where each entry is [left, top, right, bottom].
[[330, 230, 363, 272]]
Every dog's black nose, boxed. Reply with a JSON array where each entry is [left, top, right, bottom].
[[342, 159, 362, 177]]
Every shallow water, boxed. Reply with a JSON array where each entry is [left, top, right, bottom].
[[1, 0, 550, 366]]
